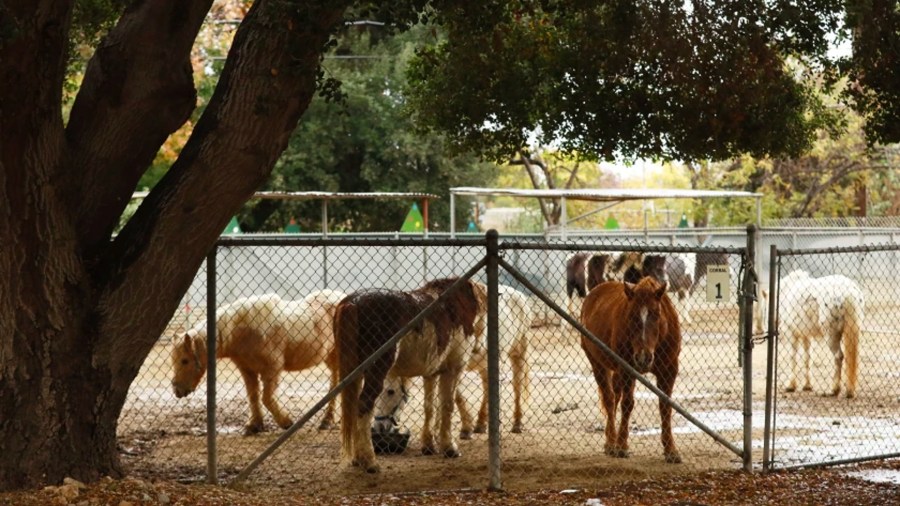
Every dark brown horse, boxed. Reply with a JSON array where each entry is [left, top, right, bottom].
[[580, 277, 683, 463], [565, 252, 611, 314], [336, 277, 487, 473]]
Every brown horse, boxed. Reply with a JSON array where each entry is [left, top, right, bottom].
[[337, 277, 487, 473], [580, 277, 683, 463], [171, 290, 346, 435]]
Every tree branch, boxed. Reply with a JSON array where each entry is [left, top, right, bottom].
[[516, 150, 555, 226], [65, 0, 214, 252], [93, 0, 352, 373]]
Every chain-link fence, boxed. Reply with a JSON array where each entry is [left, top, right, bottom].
[[764, 243, 900, 470], [117, 227, 900, 495]]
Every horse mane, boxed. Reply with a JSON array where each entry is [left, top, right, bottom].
[[417, 278, 483, 351], [586, 254, 610, 291]]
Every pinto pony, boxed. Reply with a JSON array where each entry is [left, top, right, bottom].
[[456, 284, 533, 437], [170, 290, 346, 435], [337, 278, 487, 473], [777, 270, 863, 398], [580, 277, 683, 463]]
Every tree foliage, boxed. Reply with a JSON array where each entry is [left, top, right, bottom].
[[405, 1, 882, 163], [239, 24, 495, 233]]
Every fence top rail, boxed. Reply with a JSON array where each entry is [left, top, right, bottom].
[[498, 238, 745, 255], [216, 235, 488, 248], [777, 242, 900, 256], [760, 227, 900, 234]]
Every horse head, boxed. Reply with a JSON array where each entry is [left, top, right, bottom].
[[641, 255, 668, 285], [623, 279, 670, 373], [171, 329, 207, 398], [372, 376, 409, 433]]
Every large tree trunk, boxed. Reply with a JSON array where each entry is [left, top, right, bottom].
[[0, 0, 349, 491]]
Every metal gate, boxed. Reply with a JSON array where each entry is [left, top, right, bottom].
[[764, 243, 900, 470]]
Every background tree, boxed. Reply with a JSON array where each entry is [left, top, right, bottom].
[[1, 0, 895, 492], [236, 24, 495, 233]]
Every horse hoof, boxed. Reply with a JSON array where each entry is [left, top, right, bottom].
[[665, 452, 683, 464], [459, 430, 473, 440], [846, 391, 857, 399], [443, 447, 461, 458], [277, 419, 294, 430], [785, 386, 796, 393], [473, 425, 486, 434], [318, 420, 335, 431], [511, 423, 523, 434], [802, 385, 813, 392], [242, 423, 264, 436], [365, 464, 380, 474], [421, 444, 437, 456], [605, 446, 629, 458]]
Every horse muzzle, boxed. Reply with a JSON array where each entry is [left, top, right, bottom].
[[172, 383, 193, 399], [633, 351, 654, 374], [372, 416, 398, 434]]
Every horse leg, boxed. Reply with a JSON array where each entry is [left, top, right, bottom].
[[801, 336, 813, 391], [238, 368, 265, 435], [656, 367, 682, 463], [261, 371, 293, 430], [353, 408, 378, 473], [455, 388, 475, 440], [438, 370, 463, 458], [590, 362, 617, 456], [510, 349, 528, 434], [785, 335, 799, 392], [421, 375, 437, 455], [611, 373, 634, 458], [826, 330, 844, 397], [318, 353, 339, 430], [474, 365, 489, 434], [679, 290, 692, 325]]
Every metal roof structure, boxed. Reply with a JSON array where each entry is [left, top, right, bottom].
[[450, 187, 760, 202], [132, 190, 438, 201], [131, 191, 438, 235], [448, 186, 763, 238]]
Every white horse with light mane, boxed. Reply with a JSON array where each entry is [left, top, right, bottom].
[[171, 290, 346, 434], [457, 284, 533, 436], [776, 270, 863, 398]]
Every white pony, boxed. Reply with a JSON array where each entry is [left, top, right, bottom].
[[171, 290, 346, 434], [457, 284, 533, 437], [776, 270, 863, 398]]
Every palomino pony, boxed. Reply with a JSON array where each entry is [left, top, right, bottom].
[[775, 270, 863, 398], [337, 277, 487, 473], [580, 277, 683, 463], [171, 290, 346, 435], [456, 284, 533, 436]]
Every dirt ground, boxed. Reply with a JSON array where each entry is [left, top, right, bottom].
[[111, 291, 900, 499]]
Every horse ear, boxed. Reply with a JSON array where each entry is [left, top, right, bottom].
[[181, 333, 193, 351], [655, 282, 668, 299], [623, 282, 635, 299]]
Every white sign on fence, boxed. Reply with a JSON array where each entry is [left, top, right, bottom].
[[706, 265, 730, 303]]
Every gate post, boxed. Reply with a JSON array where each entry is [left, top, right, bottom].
[[486, 229, 502, 491], [763, 244, 779, 471], [206, 246, 218, 485], [741, 225, 757, 472]]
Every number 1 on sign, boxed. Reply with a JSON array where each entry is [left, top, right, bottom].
[[706, 265, 730, 303]]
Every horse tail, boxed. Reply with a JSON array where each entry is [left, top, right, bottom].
[[336, 300, 361, 460], [842, 295, 863, 397]]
